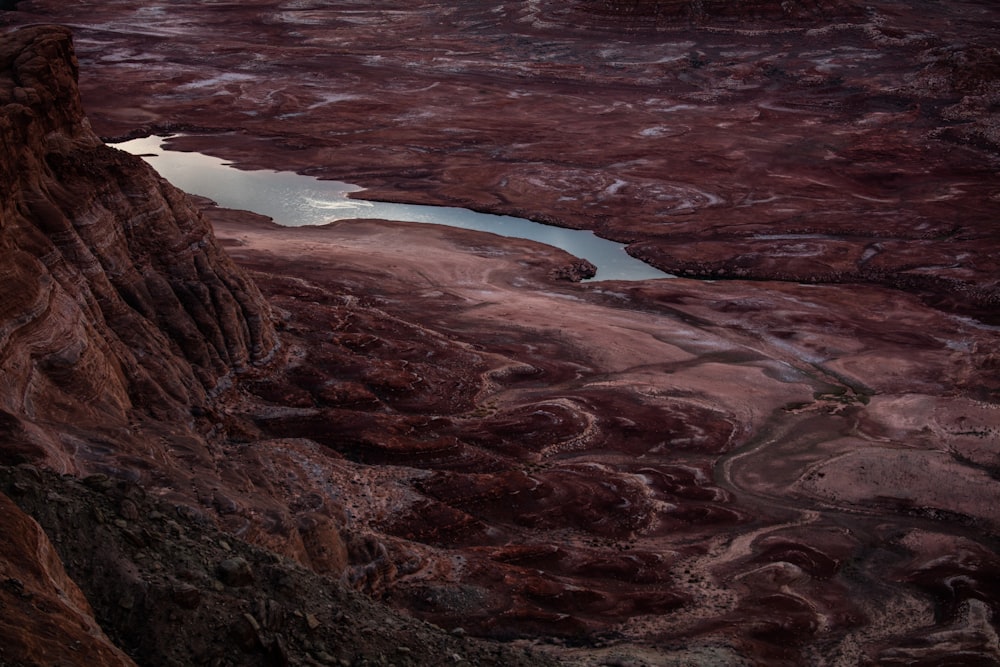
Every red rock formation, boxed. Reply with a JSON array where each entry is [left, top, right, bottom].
[[0, 25, 276, 466], [0, 25, 558, 664], [0, 27, 552, 666], [0, 490, 136, 667]]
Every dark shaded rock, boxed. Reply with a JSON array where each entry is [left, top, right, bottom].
[[0, 490, 136, 666], [0, 465, 557, 667], [570, 0, 866, 27], [169, 582, 202, 609], [217, 557, 254, 587], [550, 258, 597, 281]]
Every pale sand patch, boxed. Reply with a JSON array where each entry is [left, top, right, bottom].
[[211, 213, 817, 433], [862, 393, 1000, 468], [797, 447, 1000, 529]]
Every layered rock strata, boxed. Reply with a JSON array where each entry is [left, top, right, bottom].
[[0, 25, 275, 453], [0, 25, 562, 666]]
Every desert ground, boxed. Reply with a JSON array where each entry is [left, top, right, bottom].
[[3, 1, 1000, 664]]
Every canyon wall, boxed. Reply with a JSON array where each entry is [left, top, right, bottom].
[[0, 25, 276, 467], [0, 25, 279, 665], [0, 26, 551, 666]]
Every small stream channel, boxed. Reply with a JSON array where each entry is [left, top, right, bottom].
[[113, 135, 671, 282]]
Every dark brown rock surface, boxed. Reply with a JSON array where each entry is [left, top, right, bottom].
[[0, 465, 554, 667], [0, 487, 136, 667]]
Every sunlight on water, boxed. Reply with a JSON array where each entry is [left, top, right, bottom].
[[113, 135, 671, 282]]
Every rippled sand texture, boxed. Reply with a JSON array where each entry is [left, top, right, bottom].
[[5, 1, 1000, 664]]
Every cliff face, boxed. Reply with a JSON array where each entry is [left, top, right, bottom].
[[0, 26, 501, 666], [0, 27, 276, 663], [0, 24, 262, 663], [0, 30, 560, 667], [0, 26, 276, 466]]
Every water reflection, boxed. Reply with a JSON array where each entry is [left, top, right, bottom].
[[113, 136, 670, 282]]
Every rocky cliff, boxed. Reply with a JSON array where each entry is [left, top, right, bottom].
[[0, 24, 272, 664], [1, 26, 275, 451]]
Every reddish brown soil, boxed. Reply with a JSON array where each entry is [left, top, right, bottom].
[[204, 208, 1000, 663]]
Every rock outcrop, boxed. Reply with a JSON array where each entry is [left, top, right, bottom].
[[0, 25, 276, 467], [0, 25, 286, 665], [0, 25, 558, 666], [0, 488, 136, 667], [0, 26, 561, 666]]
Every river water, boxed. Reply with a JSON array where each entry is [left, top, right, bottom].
[[113, 136, 670, 282]]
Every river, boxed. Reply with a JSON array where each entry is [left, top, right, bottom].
[[113, 135, 671, 282]]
